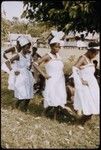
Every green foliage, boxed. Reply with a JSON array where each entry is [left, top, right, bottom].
[[1, 17, 52, 41], [22, 1, 100, 32], [27, 22, 52, 37]]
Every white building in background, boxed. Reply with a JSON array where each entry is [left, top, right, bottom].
[[75, 30, 99, 42], [85, 32, 100, 42], [64, 30, 100, 48]]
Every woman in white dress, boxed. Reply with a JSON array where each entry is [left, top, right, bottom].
[[72, 42, 100, 124], [33, 37, 67, 119], [5, 36, 34, 112], [2, 38, 22, 90], [2, 36, 32, 90]]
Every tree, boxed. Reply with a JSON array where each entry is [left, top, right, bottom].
[[21, 1, 100, 33]]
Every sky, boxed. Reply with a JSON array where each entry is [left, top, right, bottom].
[[1, 1, 24, 21]]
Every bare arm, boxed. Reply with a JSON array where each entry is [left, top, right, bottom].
[[74, 56, 85, 68], [5, 54, 19, 71], [33, 54, 51, 79], [3, 47, 16, 60], [74, 56, 89, 86], [35, 54, 50, 65]]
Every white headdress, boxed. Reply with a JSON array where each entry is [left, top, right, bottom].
[[87, 46, 100, 50], [17, 36, 30, 47], [60, 40, 64, 47], [50, 30, 65, 45], [57, 31, 65, 39], [50, 37, 61, 45], [51, 30, 58, 37], [51, 30, 65, 39]]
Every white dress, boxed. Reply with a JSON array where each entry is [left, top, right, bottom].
[[43, 53, 67, 108], [14, 53, 34, 100], [8, 61, 18, 90], [73, 55, 99, 115]]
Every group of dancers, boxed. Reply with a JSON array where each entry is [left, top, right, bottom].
[[2, 31, 100, 125]]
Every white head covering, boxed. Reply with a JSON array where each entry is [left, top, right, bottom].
[[50, 37, 61, 45], [87, 42, 100, 50], [50, 30, 65, 45], [87, 46, 100, 50], [51, 30, 58, 37], [51, 30, 65, 39], [60, 40, 64, 47], [94, 46, 100, 49], [17, 36, 30, 47]]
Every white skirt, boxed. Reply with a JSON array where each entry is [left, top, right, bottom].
[[73, 66, 100, 115], [8, 70, 16, 90], [74, 77, 100, 115], [14, 68, 34, 99], [43, 75, 67, 108], [2, 63, 16, 90]]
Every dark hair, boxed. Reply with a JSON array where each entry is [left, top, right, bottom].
[[88, 42, 99, 53], [32, 47, 37, 56], [32, 47, 37, 51], [88, 42, 99, 48], [16, 36, 31, 49], [88, 48, 99, 54]]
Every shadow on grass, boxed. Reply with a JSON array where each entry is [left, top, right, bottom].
[[1, 88, 80, 125], [56, 109, 78, 125], [28, 101, 79, 125], [28, 100, 44, 117]]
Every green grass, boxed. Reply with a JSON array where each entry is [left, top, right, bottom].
[[1, 72, 14, 107]]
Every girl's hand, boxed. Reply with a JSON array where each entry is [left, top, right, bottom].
[[81, 79, 89, 86], [15, 71, 20, 76], [79, 66, 84, 69]]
